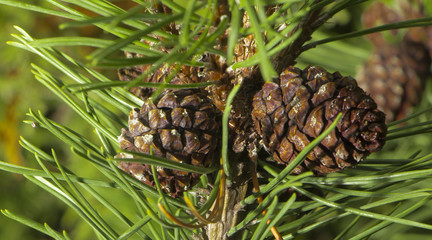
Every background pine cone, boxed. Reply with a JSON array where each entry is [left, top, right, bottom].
[[357, 0, 432, 122], [356, 41, 430, 122], [116, 89, 220, 197], [252, 66, 387, 175]]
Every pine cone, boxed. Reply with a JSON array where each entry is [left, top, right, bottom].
[[356, 41, 430, 122], [117, 89, 220, 197], [118, 54, 208, 100], [252, 66, 387, 175], [358, 0, 432, 122]]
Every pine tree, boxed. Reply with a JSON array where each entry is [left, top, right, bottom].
[[1, 1, 432, 240]]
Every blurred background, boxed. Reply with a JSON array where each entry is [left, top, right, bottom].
[[0, 2, 109, 239], [0, 4, 68, 239]]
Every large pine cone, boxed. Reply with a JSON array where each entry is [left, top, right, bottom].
[[252, 66, 387, 175], [117, 89, 220, 197]]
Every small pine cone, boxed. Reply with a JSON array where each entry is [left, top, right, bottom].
[[117, 0, 236, 101], [151, 3, 179, 35], [118, 58, 207, 100], [252, 66, 387, 175], [117, 89, 220, 197], [233, 5, 281, 65]]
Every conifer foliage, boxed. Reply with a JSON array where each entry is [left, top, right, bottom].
[[1, 1, 432, 240]]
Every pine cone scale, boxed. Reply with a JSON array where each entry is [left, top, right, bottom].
[[303, 106, 325, 138]]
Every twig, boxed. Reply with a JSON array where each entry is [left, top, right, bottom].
[[250, 161, 283, 240], [271, 1, 325, 75]]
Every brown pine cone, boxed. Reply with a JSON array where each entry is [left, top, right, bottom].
[[118, 61, 206, 100], [252, 66, 387, 175], [359, 0, 432, 122], [116, 89, 220, 197], [356, 41, 430, 122]]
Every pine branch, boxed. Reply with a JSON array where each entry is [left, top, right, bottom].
[[2, 1, 432, 240]]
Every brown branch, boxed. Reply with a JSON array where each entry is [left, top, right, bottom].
[[271, 3, 325, 75]]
